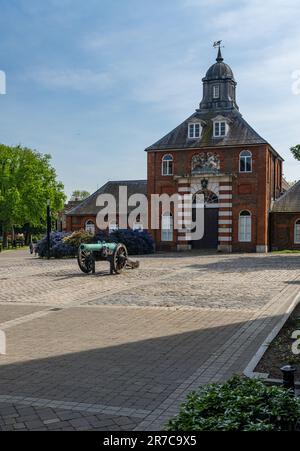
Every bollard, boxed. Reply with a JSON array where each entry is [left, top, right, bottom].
[[280, 365, 296, 393]]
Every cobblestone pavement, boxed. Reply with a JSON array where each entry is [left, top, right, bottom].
[[0, 250, 299, 430]]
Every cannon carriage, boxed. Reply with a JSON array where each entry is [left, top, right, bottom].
[[77, 242, 139, 275]]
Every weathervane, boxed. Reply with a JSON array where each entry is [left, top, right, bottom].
[[213, 40, 224, 62], [213, 40, 223, 49]]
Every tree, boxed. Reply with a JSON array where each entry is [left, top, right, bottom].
[[0, 144, 66, 245], [71, 190, 90, 201], [290, 144, 300, 161]]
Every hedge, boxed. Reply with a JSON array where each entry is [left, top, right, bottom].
[[35, 229, 154, 258], [166, 375, 300, 431]]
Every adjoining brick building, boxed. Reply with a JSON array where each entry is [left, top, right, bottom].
[[66, 48, 299, 253], [146, 47, 285, 253], [270, 181, 300, 251], [66, 180, 147, 234]]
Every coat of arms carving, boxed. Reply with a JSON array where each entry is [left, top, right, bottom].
[[191, 153, 220, 174]]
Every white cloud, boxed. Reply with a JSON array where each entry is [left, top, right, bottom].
[[16, 0, 300, 183], [29, 68, 114, 92], [83, 29, 141, 51]]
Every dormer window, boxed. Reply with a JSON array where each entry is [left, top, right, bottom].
[[188, 122, 202, 139], [213, 85, 220, 99], [213, 121, 227, 138]]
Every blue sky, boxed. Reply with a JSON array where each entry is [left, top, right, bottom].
[[0, 0, 299, 197]]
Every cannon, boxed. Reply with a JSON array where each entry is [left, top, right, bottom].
[[77, 242, 139, 275]]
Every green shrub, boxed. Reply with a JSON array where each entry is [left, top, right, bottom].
[[63, 230, 94, 248], [166, 375, 300, 431], [35, 232, 75, 258], [108, 229, 154, 255]]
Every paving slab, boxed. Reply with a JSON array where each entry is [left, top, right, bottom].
[[0, 250, 299, 430]]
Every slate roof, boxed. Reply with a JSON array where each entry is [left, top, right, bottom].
[[272, 181, 300, 213], [67, 180, 147, 216], [145, 110, 273, 152]]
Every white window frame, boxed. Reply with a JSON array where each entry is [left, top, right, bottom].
[[213, 85, 220, 99], [239, 211, 252, 243], [188, 122, 202, 139], [85, 220, 96, 234], [240, 150, 252, 173], [294, 220, 300, 244], [213, 121, 228, 138], [162, 154, 173, 176], [161, 212, 173, 242]]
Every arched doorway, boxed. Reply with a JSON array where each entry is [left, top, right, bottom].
[[191, 189, 219, 249]]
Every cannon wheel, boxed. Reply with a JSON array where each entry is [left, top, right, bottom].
[[77, 249, 95, 274], [111, 244, 128, 274]]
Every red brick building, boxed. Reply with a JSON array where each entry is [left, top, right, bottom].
[[270, 181, 300, 251], [66, 48, 299, 253], [146, 48, 285, 253], [66, 180, 147, 234]]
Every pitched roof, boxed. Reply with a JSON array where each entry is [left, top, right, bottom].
[[272, 180, 300, 213], [67, 180, 147, 216], [145, 110, 274, 152]]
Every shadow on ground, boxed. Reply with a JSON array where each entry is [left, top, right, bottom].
[[187, 255, 300, 274], [0, 313, 283, 414]]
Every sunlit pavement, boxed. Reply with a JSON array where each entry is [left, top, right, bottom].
[[0, 250, 299, 430]]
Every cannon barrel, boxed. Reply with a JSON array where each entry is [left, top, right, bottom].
[[79, 242, 118, 252]]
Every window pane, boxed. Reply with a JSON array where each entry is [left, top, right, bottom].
[[240, 155, 252, 172], [295, 224, 300, 243], [189, 124, 194, 138], [240, 158, 246, 172], [162, 214, 173, 241], [221, 122, 226, 135], [163, 160, 173, 176], [239, 215, 251, 242], [213, 85, 220, 98], [214, 123, 220, 136], [189, 123, 201, 139], [162, 161, 167, 175], [246, 157, 252, 172]]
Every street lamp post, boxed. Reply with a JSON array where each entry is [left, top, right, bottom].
[[46, 199, 51, 260]]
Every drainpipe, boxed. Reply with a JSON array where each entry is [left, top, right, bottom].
[[273, 155, 276, 200]]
